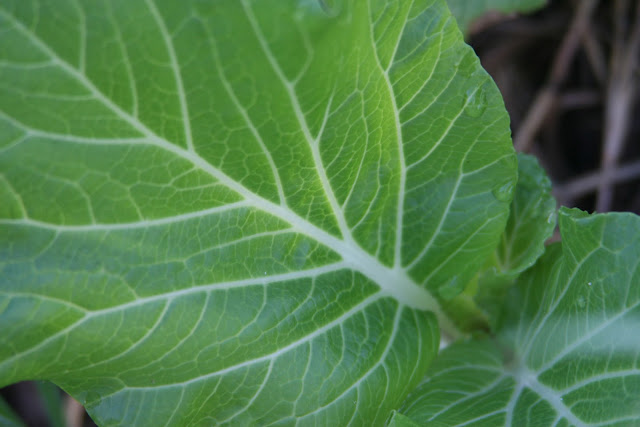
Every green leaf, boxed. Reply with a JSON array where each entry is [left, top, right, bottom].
[[443, 153, 556, 331], [400, 208, 640, 426], [400, 339, 510, 425], [387, 410, 422, 427], [34, 382, 65, 427], [446, 0, 547, 35], [488, 153, 556, 278], [0, 396, 24, 427], [0, 0, 515, 424], [476, 153, 556, 328]]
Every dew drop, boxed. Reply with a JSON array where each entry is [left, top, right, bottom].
[[462, 86, 487, 118], [576, 296, 586, 309], [588, 282, 593, 287], [492, 182, 515, 202], [294, 0, 341, 24], [438, 276, 462, 300]]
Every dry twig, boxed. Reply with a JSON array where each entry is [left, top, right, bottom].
[[514, 0, 599, 152], [64, 395, 85, 427], [555, 159, 640, 203], [558, 90, 601, 110], [596, 1, 640, 211]]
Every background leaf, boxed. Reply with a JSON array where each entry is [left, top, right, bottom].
[[387, 410, 422, 427], [0, 0, 516, 424], [400, 208, 640, 425], [0, 396, 24, 427], [444, 153, 557, 331], [488, 153, 556, 278], [34, 382, 65, 427]]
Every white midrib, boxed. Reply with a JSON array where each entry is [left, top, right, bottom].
[[240, 0, 354, 244], [507, 355, 584, 426], [144, 0, 194, 152], [148, 135, 461, 337], [2, 8, 448, 320], [146, 132, 438, 312], [514, 370, 584, 427]]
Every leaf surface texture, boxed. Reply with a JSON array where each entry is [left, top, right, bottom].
[[0, 0, 515, 424], [401, 209, 640, 426]]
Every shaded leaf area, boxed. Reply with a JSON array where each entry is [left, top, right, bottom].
[[387, 410, 422, 427], [489, 153, 556, 277], [445, 153, 556, 331], [400, 208, 640, 426], [0, 0, 515, 424], [446, 0, 547, 35], [0, 396, 24, 427]]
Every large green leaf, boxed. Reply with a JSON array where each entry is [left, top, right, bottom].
[[446, 0, 547, 35], [400, 208, 640, 426], [0, 0, 516, 424]]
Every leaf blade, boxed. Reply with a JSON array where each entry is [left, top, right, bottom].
[[0, 0, 516, 424]]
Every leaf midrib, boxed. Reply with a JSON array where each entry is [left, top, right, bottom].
[[0, 8, 444, 316], [509, 368, 584, 426]]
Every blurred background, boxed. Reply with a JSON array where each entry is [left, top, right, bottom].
[[2, 0, 639, 425], [469, 0, 640, 215]]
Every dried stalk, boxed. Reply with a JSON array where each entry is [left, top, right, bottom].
[[514, 0, 599, 152], [596, 1, 640, 211]]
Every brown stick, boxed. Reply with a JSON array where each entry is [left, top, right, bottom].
[[558, 90, 601, 110], [555, 159, 640, 203], [596, 1, 640, 211], [581, 29, 608, 84], [64, 395, 85, 427], [514, 0, 599, 152]]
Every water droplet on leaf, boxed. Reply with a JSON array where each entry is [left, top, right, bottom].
[[588, 282, 592, 287], [315, 0, 341, 16], [438, 276, 462, 299], [463, 87, 487, 118], [492, 182, 515, 202], [294, 0, 341, 25]]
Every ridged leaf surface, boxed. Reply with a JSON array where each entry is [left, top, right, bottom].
[[401, 208, 640, 426], [0, 0, 515, 424]]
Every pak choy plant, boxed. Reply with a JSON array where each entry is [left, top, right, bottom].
[[0, 0, 638, 426]]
